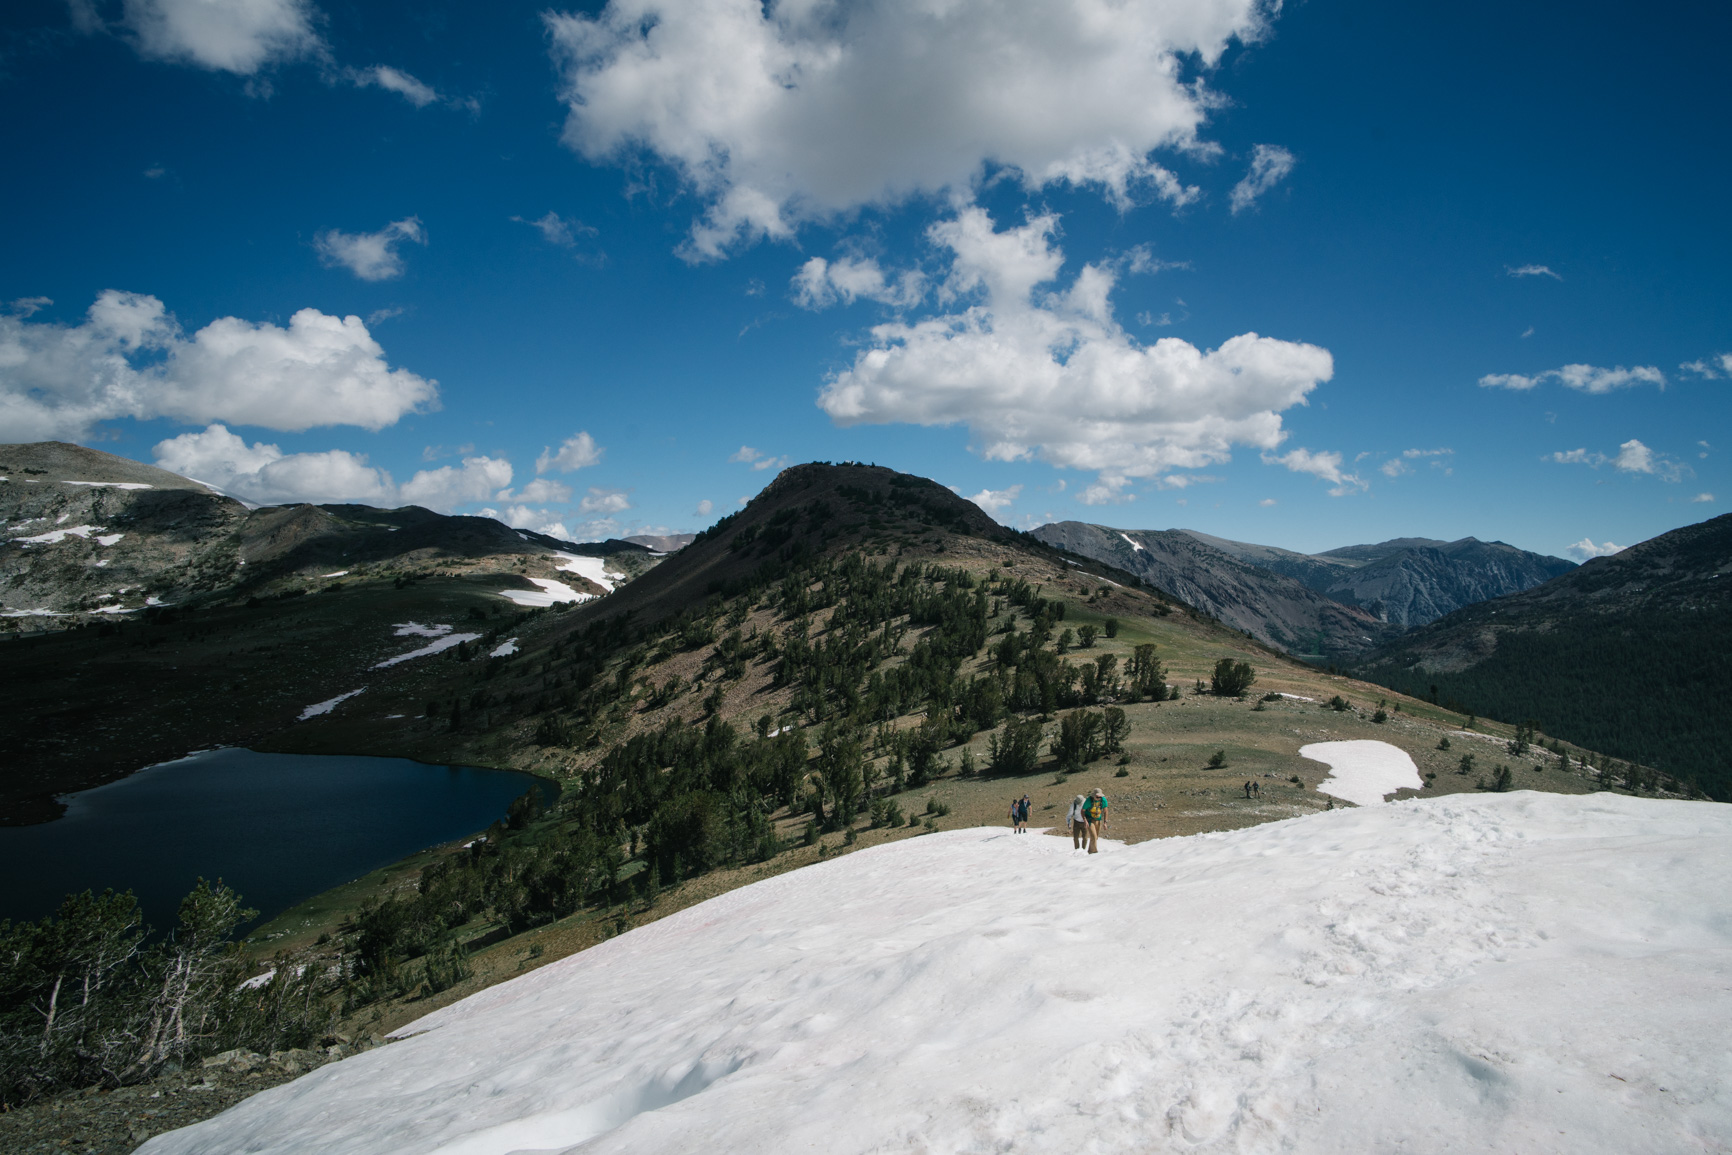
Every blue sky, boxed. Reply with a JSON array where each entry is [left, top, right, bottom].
[[2, 0, 1726, 559]]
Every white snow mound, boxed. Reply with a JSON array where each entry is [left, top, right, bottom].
[[499, 577, 592, 607], [553, 552, 619, 592], [1301, 739, 1424, 806], [139, 793, 1732, 1155]]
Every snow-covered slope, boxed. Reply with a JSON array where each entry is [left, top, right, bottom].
[[143, 794, 1732, 1154]]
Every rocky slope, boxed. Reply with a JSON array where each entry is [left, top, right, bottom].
[[1181, 530, 1575, 627], [1028, 522, 1397, 661], [0, 442, 654, 626]]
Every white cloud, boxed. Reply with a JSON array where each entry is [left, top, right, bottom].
[[0, 291, 436, 442], [729, 446, 761, 463], [1566, 538, 1625, 561], [815, 208, 1332, 499], [1690, 492, 1714, 503], [495, 478, 574, 504], [578, 486, 632, 514], [1480, 363, 1665, 394], [536, 431, 604, 473], [791, 257, 925, 310], [314, 218, 427, 281], [547, 0, 1270, 258], [1228, 144, 1295, 214], [1506, 264, 1562, 280], [122, 0, 322, 75], [152, 424, 510, 511], [1262, 447, 1366, 496], [1549, 439, 1687, 482], [1257, 498, 1276, 507], [351, 65, 438, 108], [1479, 372, 1541, 391], [1679, 353, 1732, 379], [515, 212, 599, 249], [1380, 458, 1411, 478], [695, 498, 714, 517], [752, 455, 788, 472], [964, 485, 1021, 519]]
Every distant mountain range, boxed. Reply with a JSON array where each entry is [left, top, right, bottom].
[[1027, 522, 1573, 661], [1354, 511, 1732, 797], [0, 442, 653, 623]]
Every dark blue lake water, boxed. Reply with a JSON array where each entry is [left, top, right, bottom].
[[0, 749, 552, 932]]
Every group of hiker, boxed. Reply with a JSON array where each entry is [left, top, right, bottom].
[[1009, 789, 1109, 853]]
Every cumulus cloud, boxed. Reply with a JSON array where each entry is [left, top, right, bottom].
[[122, 0, 323, 74], [1228, 144, 1295, 214], [314, 218, 427, 281], [0, 291, 436, 442], [546, 0, 1269, 257], [729, 446, 762, 463], [1506, 264, 1562, 280], [964, 485, 1021, 519], [1380, 458, 1411, 478], [578, 486, 632, 514], [1480, 363, 1665, 394], [1691, 492, 1714, 503], [791, 256, 925, 310], [351, 65, 438, 107], [1257, 498, 1276, 507], [1262, 447, 1366, 496], [1384, 446, 1453, 477], [1566, 538, 1625, 561], [695, 498, 714, 517], [1548, 438, 1687, 482], [815, 208, 1332, 500], [1679, 353, 1732, 379], [536, 431, 603, 473], [152, 424, 509, 510], [495, 478, 573, 504]]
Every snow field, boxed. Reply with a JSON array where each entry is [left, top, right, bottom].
[[489, 638, 519, 658], [394, 622, 454, 639], [552, 552, 619, 592], [1300, 739, 1425, 806], [297, 689, 365, 721], [373, 632, 482, 669], [142, 793, 1732, 1155], [498, 577, 592, 607]]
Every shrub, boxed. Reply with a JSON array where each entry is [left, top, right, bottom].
[[1208, 750, 1227, 768], [1330, 695, 1350, 712], [1372, 709, 1388, 724], [1211, 659, 1256, 697], [1104, 618, 1119, 638], [1437, 736, 1451, 751]]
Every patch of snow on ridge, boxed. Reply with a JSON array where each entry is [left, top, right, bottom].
[[500, 577, 592, 607], [63, 480, 153, 489], [1302, 739, 1424, 806], [374, 632, 481, 669], [11, 524, 106, 544], [322, 570, 349, 578], [133, 795, 1732, 1155], [393, 622, 453, 638], [1119, 532, 1145, 551], [298, 688, 364, 721], [490, 638, 519, 658], [96, 533, 123, 546], [554, 552, 618, 592]]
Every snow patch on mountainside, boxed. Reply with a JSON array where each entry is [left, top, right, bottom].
[[140, 793, 1731, 1155], [1301, 739, 1425, 806], [553, 552, 619, 592], [499, 577, 592, 607]]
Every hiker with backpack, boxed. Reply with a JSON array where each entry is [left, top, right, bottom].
[[1009, 796, 1025, 833], [1066, 793, 1087, 849], [1082, 788, 1108, 853]]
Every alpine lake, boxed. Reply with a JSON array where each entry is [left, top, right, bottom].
[[0, 748, 554, 934]]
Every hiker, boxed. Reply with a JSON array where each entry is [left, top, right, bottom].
[[1243, 780, 1253, 799], [1082, 788, 1108, 854], [1066, 793, 1087, 849], [1253, 781, 1261, 799], [1017, 794, 1032, 833], [1009, 796, 1024, 833]]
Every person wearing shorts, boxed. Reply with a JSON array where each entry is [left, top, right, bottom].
[[1082, 788, 1108, 853]]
